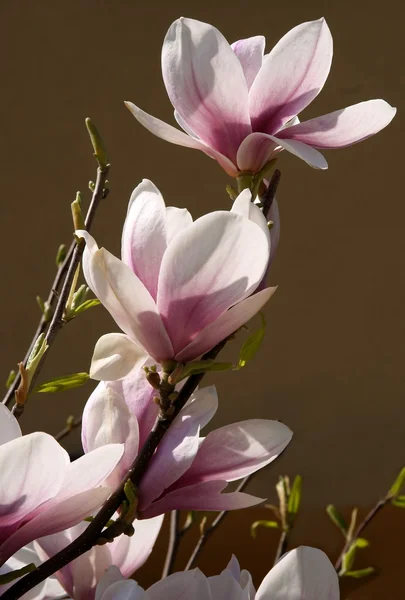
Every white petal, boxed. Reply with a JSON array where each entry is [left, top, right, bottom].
[[0, 403, 22, 445], [165, 206, 193, 244], [232, 36, 266, 89], [148, 569, 211, 600], [90, 333, 147, 381]]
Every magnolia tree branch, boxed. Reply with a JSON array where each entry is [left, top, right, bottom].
[[3, 341, 228, 600], [54, 416, 83, 443], [9, 163, 109, 419], [184, 475, 253, 571]]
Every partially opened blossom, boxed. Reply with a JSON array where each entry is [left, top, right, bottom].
[[82, 375, 292, 519], [34, 515, 163, 600], [0, 544, 65, 600], [0, 403, 123, 566], [95, 546, 339, 599], [126, 17, 396, 175], [77, 180, 276, 381]]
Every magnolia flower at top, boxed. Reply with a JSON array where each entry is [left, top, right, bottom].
[[126, 17, 396, 175], [95, 546, 340, 599], [0, 403, 123, 567], [77, 180, 276, 381]]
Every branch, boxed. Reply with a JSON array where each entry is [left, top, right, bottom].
[[3, 341, 227, 599], [54, 416, 82, 443], [262, 169, 281, 219], [273, 528, 288, 565], [184, 475, 252, 571], [334, 497, 388, 572]]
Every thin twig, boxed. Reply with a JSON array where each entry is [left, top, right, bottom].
[[335, 497, 388, 571], [161, 511, 181, 578], [54, 417, 82, 442], [8, 165, 109, 419], [3, 341, 227, 600], [2, 242, 75, 407], [273, 528, 288, 565], [184, 475, 253, 571]]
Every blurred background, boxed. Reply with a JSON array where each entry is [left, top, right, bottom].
[[0, 0, 403, 597]]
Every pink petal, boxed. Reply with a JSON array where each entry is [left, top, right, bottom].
[[165, 206, 193, 244], [231, 189, 271, 246], [148, 570, 211, 600], [0, 488, 112, 564], [279, 99, 396, 148], [138, 387, 218, 511], [121, 179, 167, 300], [110, 369, 159, 449], [0, 433, 68, 528], [157, 212, 270, 356], [78, 232, 174, 361], [231, 36, 266, 89], [236, 131, 328, 171], [175, 287, 276, 362], [90, 333, 148, 382], [176, 420, 292, 486], [125, 101, 238, 176], [142, 480, 264, 518], [95, 566, 125, 600], [0, 403, 21, 445], [249, 18, 333, 133], [82, 383, 139, 476], [110, 515, 164, 578], [162, 18, 251, 161], [256, 547, 339, 600]]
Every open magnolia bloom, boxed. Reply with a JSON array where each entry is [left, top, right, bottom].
[[77, 180, 276, 381], [34, 515, 163, 600], [126, 17, 396, 175], [81, 373, 292, 518], [0, 403, 123, 567], [95, 547, 339, 599]]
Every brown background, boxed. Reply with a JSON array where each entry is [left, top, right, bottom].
[[0, 0, 403, 597]]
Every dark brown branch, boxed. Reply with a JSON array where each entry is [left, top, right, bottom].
[[3, 341, 227, 599], [8, 165, 109, 419], [184, 475, 253, 571], [335, 497, 388, 572], [262, 169, 281, 219]]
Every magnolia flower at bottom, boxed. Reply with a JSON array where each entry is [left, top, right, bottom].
[[0, 404, 124, 567], [34, 515, 163, 600], [95, 547, 339, 599], [81, 373, 293, 518]]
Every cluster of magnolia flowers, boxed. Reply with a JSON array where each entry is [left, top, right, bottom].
[[0, 14, 396, 600]]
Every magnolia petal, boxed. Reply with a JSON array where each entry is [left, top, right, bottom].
[[148, 570, 211, 600], [82, 383, 139, 477], [77, 232, 174, 361], [231, 189, 270, 247], [279, 99, 397, 148], [231, 36, 266, 89], [176, 287, 276, 362], [177, 420, 292, 486], [122, 179, 167, 300], [0, 403, 21, 445], [142, 480, 264, 518], [0, 433, 68, 528], [249, 18, 333, 133], [165, 206, 193, 244], [95, 567, 125, 600], [90, 333, 148, 382], [157, 211, 270, 356], [56, 444, 123, 502], [110, 515, 164, 578], [139, 387, 218, 511], [97, 578, 146, 600], [0, 488, 112, 564], [256, 547, 339, 600], [162, 18, 251, 161], [209, 570, 246, 600], [125, 101, 238, 176]]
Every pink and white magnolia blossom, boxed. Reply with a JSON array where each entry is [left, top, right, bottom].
[[34, 515, 163, 600], [0, 544, 65, 600], [77, 179, 276, 381], [95, 547, 339, 599], [126, 17, 396, 175], [81, 373, 292, 519], [0, 403, 123, 567]]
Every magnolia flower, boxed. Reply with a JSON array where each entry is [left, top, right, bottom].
[[95, 547, 339, 599], [0, 403, 123, 566], [126, 17, 396, 175], [77, 180, 276, 381], [34, 516, 163, 600], [81, 374, 292, 518], [0, 544, 65, 600]]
